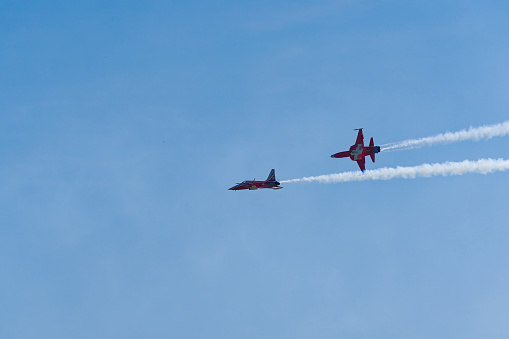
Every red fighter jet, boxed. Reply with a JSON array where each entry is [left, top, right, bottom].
[[229, 169, 283, 190], [330, 128, 381, 172]]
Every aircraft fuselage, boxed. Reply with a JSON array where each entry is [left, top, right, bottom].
[[330, 128, 380, 172]]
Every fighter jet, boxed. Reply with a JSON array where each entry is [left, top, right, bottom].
[[228, 169, 283, 190], [330, 128, 380, 172]]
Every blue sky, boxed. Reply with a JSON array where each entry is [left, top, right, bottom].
[[2, 1, 509, 338]]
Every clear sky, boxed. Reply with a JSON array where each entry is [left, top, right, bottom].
[[2, 1, 509, 338]]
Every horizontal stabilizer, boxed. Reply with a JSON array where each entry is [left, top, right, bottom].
[[369, 137, 375, 162]]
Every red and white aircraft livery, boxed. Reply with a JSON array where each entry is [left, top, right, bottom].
[[330, 128, 381, 172], [229, 169, 283, 191]]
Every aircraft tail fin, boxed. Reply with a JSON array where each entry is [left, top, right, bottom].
[[266, 169, 276, 182], [369, 137, 375, 162]]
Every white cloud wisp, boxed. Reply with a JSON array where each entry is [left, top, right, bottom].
[[281, 158, 509, 184]]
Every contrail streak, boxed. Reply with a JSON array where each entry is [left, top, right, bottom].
[[281, 158, 509, 184], [381, 121, 509, 152]]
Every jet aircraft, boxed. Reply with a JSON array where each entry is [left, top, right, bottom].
[[228, 169, 283, 190], [330, 128, 381, 172]]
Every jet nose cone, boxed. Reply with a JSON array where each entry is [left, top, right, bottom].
[[330, 154, 334, 158]]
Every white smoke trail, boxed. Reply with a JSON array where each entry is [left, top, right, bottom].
[[381, 121, 509, 152], [281, 158, 509, 184]]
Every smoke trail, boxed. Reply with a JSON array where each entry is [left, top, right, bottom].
[[281, 158, 509, 184], [381, 121, 509, 152]]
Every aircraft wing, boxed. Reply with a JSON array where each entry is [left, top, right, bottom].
[[356, 158, 366, 172], [355, 128, 364, 146]]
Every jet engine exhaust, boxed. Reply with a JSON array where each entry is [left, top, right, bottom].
[[281, 158, 509, 184], [380, 121, 509, 152]]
